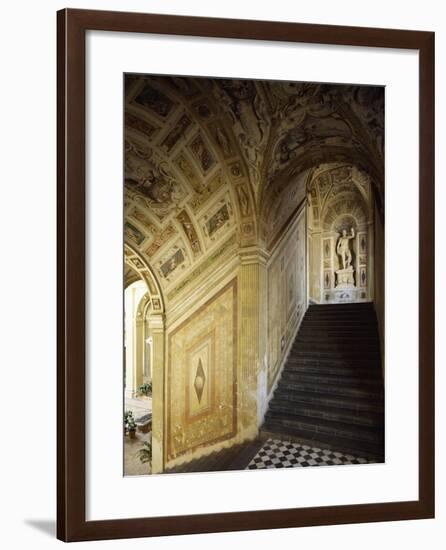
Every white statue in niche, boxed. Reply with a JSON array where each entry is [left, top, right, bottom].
[[336, 227, 355, 269]]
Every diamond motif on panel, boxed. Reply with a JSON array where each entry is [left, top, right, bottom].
[[194, 359, 206, 403]]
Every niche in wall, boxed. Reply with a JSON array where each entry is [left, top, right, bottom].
[[308, 164, 374, 304]]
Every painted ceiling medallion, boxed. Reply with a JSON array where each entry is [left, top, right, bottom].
[[194, 359, 206, 403]]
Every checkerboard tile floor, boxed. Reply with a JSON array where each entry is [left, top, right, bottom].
[[247, 438, 370, 469]]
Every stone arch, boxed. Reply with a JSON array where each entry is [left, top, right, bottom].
[[124, 243, 164, 313], [124, 262, 141, 289]]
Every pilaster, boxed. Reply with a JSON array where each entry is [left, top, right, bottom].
[[237, 246, 269, 437], [148, 314, 165, 474]]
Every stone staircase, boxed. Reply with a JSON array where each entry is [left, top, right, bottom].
[[261, 303, 384, 461]]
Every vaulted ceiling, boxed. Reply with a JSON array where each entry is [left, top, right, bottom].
[[307, 163, 373, 232], [124, 75, 384, 299]]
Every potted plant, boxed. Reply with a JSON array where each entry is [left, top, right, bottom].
[[127, 416, 137, 439], [124, 410, 131, 435], [124, 410, 137, 438], [137, 382, 152, 398]]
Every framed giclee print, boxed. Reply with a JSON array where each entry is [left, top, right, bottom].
[[57, 8, 435, 542]]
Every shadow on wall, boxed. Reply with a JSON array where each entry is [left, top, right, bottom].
[[24, 519, 56, 538]]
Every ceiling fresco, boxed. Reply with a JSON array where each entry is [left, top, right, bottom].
[[124, 75, 384, 298]]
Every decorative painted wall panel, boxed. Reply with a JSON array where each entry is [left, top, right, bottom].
[[166, 280, 237, 462], [267, 210, 306, 391]]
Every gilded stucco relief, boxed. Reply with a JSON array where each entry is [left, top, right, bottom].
[[167, 280, 237, 463], [267, 210, 306, 391]]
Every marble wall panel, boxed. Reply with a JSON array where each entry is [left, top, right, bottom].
[[166, 280, 237, 462]]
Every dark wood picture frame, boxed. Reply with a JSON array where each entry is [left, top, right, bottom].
[[57, 8, 435, 542]]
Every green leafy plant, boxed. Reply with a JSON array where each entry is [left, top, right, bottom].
[[138, 382, 152, 396], [138, 436, 152, 464]]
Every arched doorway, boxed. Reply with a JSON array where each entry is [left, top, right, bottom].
[[124, 245, 165, 474], [124, 280, 149, 399]]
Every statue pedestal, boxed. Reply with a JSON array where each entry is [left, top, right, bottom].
[[336, 266, 355, 288]]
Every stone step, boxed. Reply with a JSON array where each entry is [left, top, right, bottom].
[[299, 327, 377, 335], [262, 414, 384, 444], [304, 313, 376, 321], [279, 371, 382, 388], [291, 343, 380, 353], [305, 307, 375, 315], [298, 329, 379, 338], [274, 381, 383, 399], [290, 349, 381, 360], [306, 308, 375, 319], [300, 322, 377, 330], [304, 309, 375, 315], [286, 355, 380, 367], [309, 302, 374, 309], [306, 306, 375, 313], [305, 306, 375, 317], [291, 341, 380, 351], [295, 332, 378, 341], [290, 350, 380, 359], [267, 403, 383, 428], [296, 328, 378, 336], [282, 363, 380, 377], [285, 361, 381, 374], [267, 389, 384, 413], [299, 334, 378, 342], [291, 348, 380, 357]]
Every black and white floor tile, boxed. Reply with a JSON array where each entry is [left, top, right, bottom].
[[247, 438, 370, 469]]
